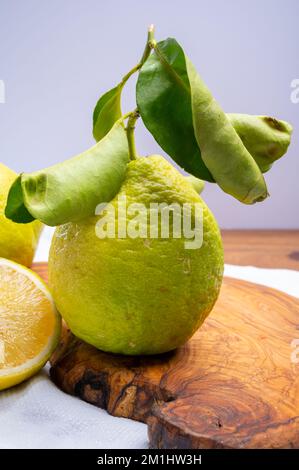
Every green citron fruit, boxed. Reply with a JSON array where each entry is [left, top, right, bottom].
[[0, 163, 43, 266], [48, 156, 224, 355]]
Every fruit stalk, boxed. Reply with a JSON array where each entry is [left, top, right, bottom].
[[126, 109, 140, 160], [121, 24, 155, 87]]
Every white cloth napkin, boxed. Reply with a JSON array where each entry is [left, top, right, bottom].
[[0, 227, 298, 449]]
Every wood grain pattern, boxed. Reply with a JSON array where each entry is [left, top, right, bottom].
[[33, 263, 299, 449], [222, 230, 299, 270]]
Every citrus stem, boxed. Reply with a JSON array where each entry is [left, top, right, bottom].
[[120, 24, 156, 87], [126, 110, 140, 160], [140, 24, 156, 63], [121, 63, 141, 86], [122, 26, 156, 160]]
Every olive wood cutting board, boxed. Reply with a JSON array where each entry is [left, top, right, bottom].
[[33, 262, 299, 449]]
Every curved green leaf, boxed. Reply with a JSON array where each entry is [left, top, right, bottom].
[[136, 39, 214, 182], [137, 38, 266, 200], [137, 38, 292, 203], [6, 121, 129, 226], [186, 57, 268, 204], [93, 85, 122, 142]]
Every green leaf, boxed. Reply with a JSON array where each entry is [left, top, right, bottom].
[[5, 175, 35, 223], [137, 39, 271, 203], [136, 39, 214, 182], [93, 85, 122, 142], [186, 57, 268, 204], [137, 39, 292, 185], [5, 121, 129, 226]]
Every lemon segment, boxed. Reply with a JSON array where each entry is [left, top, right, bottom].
[[0, 258, 61, 390]]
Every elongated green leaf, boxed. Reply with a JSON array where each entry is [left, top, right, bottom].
[[136, 39, 214, 182], [186, 57, 268, 203], [137, 39, 266, 200], [137, 38, 292, 203], [93, 85, 122, 142], [5, 121, 129, 226]]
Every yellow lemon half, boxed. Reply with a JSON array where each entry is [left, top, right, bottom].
[[0, 258, 61, 390]]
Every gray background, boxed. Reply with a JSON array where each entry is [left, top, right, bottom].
[[0, 0, 298, 228]]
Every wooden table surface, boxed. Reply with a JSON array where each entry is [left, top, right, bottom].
[[222, 230, 299, 271]]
